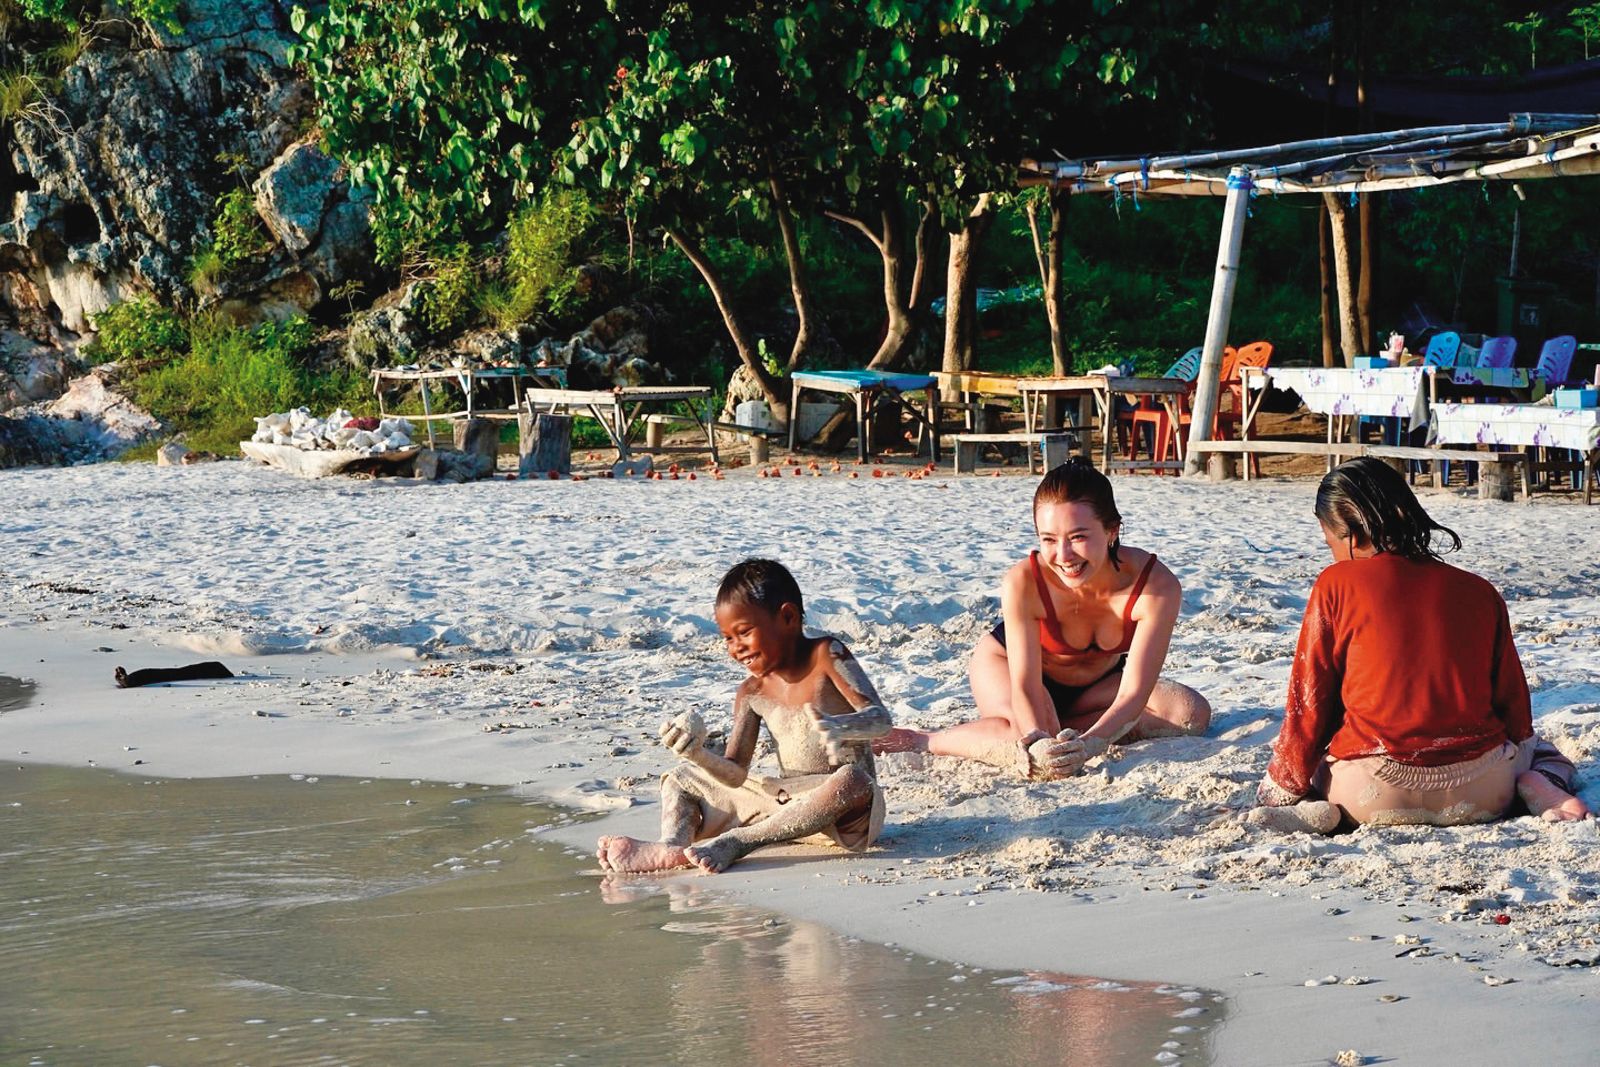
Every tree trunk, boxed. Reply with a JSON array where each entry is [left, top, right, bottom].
[[1045, 189, 1069, 374], [1322, 192, 1361, 366], [770, 176, 821, 373], [828, 201, 937, 371], [943, 193, 994, 374], [667, 228, 786, 414], [1319, 199, 1337, 368], [1357, 193, 1377, 351]]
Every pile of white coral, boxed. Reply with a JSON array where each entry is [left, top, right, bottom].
[[251, 408, 414, 453]]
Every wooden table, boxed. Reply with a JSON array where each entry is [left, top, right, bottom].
[[371, 366, 564, 448], [1018, 375, 1188, 474], [521, 385, 719, 462], [788, 370, 940, 463]]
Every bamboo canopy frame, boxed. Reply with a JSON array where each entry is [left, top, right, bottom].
[[1018, 113, 1600, 475]]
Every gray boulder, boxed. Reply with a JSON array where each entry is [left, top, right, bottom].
[[0, 1, 331, 336]]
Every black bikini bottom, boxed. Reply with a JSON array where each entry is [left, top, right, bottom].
[[989, 622, 1126, 718]]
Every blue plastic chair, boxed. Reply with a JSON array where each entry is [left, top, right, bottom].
[[1164, 346, 1204, 382], [1533, 335, 1577, 387], [1478, 336, 1517, 369], [1422, 331, 1461, 368]]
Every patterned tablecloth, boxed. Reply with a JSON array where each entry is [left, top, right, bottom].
[[1431, 403, 1600, 450], [1265, 366, 1431, 431], [1445, 367, 1529, 388]]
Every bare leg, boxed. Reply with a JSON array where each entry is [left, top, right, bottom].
[[879, 637, 1211, 769], [1058, 674, 1212, 741], [879, 636, 1059, 770], [684, 765, 875, 874], [596, 767, 705, 873], [1516, 740, 1592, 822], [1246, 801, 1342, 834]]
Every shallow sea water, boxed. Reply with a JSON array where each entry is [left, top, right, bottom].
[[0, 766, 1222, 1066]]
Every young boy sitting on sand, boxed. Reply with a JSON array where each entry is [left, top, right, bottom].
[[596, 558, 892, 874]]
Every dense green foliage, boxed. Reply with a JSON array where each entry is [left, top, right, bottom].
[[14, 0, 181, 33], [478, 189, 598, 329], [82, 298, 188, 365], [211, 188, 273, 270], [121, 312, 365, 454]]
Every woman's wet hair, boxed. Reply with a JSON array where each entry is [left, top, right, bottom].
[[716, 558, 804, 619], [1315, 457, 1461, 562], [1033, 457, 1123, 567]]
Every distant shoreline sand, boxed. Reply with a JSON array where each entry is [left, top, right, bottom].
[[4, 461, 1596, 1063]]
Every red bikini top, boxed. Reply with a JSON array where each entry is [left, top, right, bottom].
[[1031, 550, 1157, 657]]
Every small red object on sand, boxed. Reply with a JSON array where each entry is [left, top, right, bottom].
[[688, 472, 697, 480], [547, 470, 560, 480], [504, 473, 517, 481], [670, 472, 680, 480], [571, 474, 587, 481], [849, 471, 859, 478], [872, 468, 885, 478], [792, 467, 802, 476], [1493, 913, 1511, 925]]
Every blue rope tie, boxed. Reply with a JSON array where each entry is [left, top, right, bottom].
[[1139, 157, 1150, 191]]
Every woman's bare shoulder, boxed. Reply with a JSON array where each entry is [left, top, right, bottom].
[[1127, 547, 1181, 599]]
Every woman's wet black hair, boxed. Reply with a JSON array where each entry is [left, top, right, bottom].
[[1033, 457, 1124, 568], [1315, 457, 1462, 562], [716, 558, 804, 619]]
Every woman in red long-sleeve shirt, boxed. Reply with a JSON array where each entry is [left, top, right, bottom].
[[1251, 458, 1589, 834]]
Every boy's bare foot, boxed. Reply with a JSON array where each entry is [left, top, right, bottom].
[[595, 835, 690, 873], [114, 667, 129, 688], [683, 835, 752, 874], [1516, 770, 1593, 822], [1246, 800, 1342, 835], [872, 727, 930, 754]]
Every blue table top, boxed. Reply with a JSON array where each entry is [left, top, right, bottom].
[[792, 369, 937, 390]]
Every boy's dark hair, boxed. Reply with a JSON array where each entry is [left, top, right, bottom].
[[1033, 457, 1124, 568], [1316, 457, 1462, 562], [716, 558, 804, 619]]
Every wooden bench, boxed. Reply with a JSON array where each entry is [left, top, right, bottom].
[[1189, 440, 1532, 500], [951, 432, 1076, 475]]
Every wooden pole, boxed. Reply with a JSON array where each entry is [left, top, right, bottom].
[[1184, 167, 1253, 477]]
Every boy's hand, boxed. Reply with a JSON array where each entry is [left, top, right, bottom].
[[805, 704, 855, 764], [658, 710, 708, 760]]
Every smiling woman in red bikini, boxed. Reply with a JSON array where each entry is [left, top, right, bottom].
[[880, 458, 1211, 779]]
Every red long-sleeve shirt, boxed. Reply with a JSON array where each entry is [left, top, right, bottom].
[[1266, 553, 1532, 799]]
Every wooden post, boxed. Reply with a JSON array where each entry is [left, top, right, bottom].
[[749, 435, 770, 465], [1040, 433, 1073, 472], [518, 412, 571, 476], [1478, 459, 1516, 502], [453, 418, 499, 479], [645, 417, 665, 451], [1184, 167, 1253, 477]]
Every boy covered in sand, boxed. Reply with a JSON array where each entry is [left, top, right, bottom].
[[597, 558, 891, 874]]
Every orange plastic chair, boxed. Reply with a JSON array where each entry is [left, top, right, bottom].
[[1131, 343, 1273, 474], [1128, 346, 1237, 472]]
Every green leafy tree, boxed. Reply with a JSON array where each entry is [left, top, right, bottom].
[[288, 0, 617, 264]]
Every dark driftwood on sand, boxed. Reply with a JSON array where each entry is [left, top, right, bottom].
[[115, 662, 235, 688]]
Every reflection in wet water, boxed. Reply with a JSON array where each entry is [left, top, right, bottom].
[[0, 767, 1222, 1065], [0, 674, 37, 713]]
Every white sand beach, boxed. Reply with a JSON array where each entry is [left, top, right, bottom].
[[3, 460, 1597, 1065]]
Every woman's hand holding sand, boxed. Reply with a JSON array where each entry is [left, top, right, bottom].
[[1019, 729, 1109, 780]]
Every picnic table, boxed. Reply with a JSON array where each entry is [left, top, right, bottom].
[[371, 365, 565, 448], [788, 369, 940, 463], [521, 384, 719, 463], [1018, 374, 1188, 474]]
